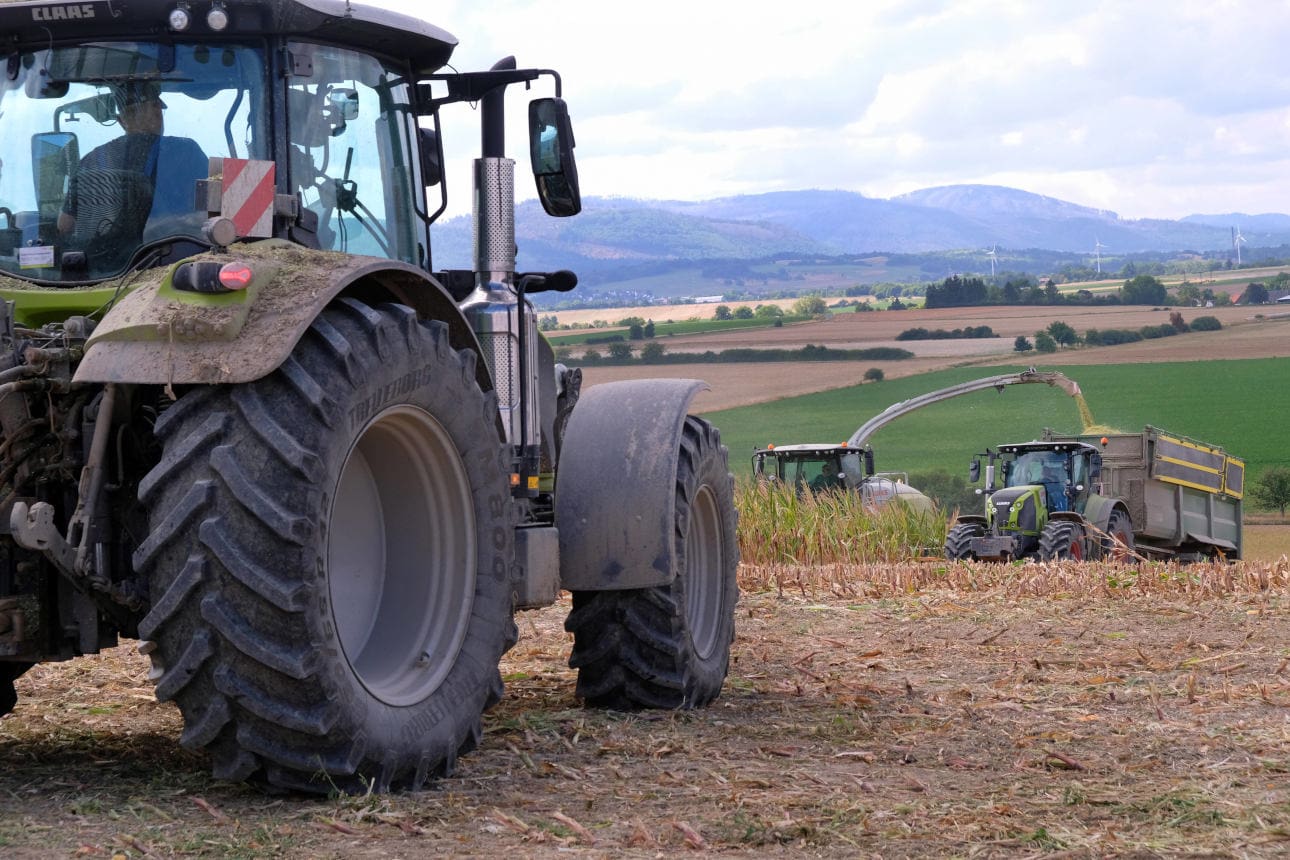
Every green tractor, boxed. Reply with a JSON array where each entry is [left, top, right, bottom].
[[0, 0, 739, 793], [947, 425, 1244, 563], [944, 440, 1134, 562]]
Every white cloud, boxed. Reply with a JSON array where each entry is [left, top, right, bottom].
[[362, 0, 1290, 219]]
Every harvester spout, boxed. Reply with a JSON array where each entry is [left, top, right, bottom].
[[1021, 369, 1081, 398], [846, 369, 1085, 450]]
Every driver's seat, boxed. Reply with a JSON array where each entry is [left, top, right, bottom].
[[70, 168, 154, 265]]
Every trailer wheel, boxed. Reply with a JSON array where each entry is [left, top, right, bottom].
[[133, 300, 516, 793], [565, 417, 738, 710], [1101, 510, 1135, 561], [944, 523, 985, 560], [1039, 521, 1086, 561]]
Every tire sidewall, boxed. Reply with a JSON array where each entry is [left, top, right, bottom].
[[675, 424, 738, 697]]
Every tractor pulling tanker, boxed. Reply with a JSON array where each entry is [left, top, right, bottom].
[[945, 427, 1244, 562], [0, 0, 738, 792]]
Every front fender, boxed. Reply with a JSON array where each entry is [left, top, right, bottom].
[[74, 241, 482, 387], [555, 378, 707, 591]]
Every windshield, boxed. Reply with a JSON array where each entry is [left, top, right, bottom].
[[0, 41, 267, 283], [1006, 451, 1067, 488], [770, 453, 847, 491]]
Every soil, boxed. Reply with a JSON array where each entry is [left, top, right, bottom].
[[2, 562, 1288, 858]]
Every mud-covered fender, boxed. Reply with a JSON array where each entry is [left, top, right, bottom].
[[74, 241, 487, 389], [555, 378, 707, 591], [1077, 494, 1123, 534]]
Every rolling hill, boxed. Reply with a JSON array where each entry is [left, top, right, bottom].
[[427, 185, 1290, 296]]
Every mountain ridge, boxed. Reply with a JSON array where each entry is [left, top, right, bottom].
[[428, 184, 1290, 285]]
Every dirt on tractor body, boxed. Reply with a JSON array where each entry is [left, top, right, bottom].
[[1, 561, 1288, 858]]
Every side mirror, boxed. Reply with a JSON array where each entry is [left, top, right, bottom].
[[969, 459, 981, 483], [32, 132, 78, 220], [328, 88, 360, 122], [418, 126, 442, 187], [1089, 452, 1102, 479], [55, 93, 117, 132], [528, 97, 581, 217], [863, 448, 875, 477]]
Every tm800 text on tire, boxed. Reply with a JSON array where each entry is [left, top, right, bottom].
[[133, 300, 516, 793], [565, 417, 738, 710]]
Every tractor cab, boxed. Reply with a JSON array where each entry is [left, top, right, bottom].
[[753, 443, 873, 494], [751, 442, 932, 510], [0, 0, 578, 290], [974, 441, 1101, 512]]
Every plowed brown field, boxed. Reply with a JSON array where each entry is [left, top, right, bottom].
[[580, 305, 1290, 411]]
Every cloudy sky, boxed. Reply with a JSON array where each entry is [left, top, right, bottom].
[[367, 0, 1289, 220]]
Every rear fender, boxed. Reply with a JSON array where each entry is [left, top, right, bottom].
[[555, 378, 707, 591], [1079, 494, 1121, 533], [74, 242, 487, 390]]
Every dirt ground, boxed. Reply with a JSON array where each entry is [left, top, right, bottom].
[[2, 561, 1288, 858]]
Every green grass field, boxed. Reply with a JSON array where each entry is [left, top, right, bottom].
[[701, 358, 1290, 483]]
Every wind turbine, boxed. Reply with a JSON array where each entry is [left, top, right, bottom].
[[986, 245, 998, 277], [1093, 238, 1107, 275], [1233, 226, 1247, 265]]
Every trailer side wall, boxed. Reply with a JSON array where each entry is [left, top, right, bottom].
[[1047, 427, 1243, 558]]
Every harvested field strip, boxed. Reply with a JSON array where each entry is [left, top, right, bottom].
[[741, 557, 1290, 600], [1, 561, 1288, 857]]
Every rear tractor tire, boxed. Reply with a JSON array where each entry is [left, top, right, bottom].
[[944, 522, 985, 560], [134, 300, 516, 793], [565, 417, 738, 710], [1101, 510, 1136, 562]]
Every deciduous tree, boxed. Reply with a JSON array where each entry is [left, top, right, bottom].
[[1251, 467, 1290, 516]]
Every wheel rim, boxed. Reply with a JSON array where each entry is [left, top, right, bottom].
[[1069, 526, 1084, 561], [1107, 515, 1134, 561], [328, 405, 476, 707], [684, 484, 724, 661]]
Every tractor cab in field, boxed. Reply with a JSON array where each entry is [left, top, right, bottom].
[[752, 442, 930, 510], [989, 441, 1100, 516]]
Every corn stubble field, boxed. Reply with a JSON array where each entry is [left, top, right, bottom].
[[3, 303, 1289, 857], [2, 493, 1288, 858]]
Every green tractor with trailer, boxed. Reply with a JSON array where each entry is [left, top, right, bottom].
[[752, 369, 1082, 514], [0, 0, 739, 793], [945, 427, 1244, 562]]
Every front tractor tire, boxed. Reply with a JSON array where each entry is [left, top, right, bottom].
[[565, 417, 738, 710], [944, 522, 985, 560], [1038, 520, 1087, 562], [134, 300, 516, 793]]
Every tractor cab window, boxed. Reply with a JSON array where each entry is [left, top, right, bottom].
[[800, 456, 844, 492], [1069, 453, 1091, 513], [1008, 450, 1070, 511], [0, 42, 267, 282], [286, 43, 419, 263]]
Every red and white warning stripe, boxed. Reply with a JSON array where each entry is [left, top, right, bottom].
[[221, 158, 276, 238]]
